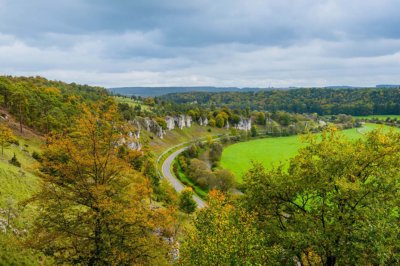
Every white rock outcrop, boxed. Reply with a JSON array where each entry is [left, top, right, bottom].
[[165, 116, 175, 130], [235, 117, 252, 131]]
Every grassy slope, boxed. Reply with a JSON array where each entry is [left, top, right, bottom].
[[221, 124, 399, 181], [149, 125, 230, 156], [114, 96, 153, 112], [0, 130, 42, 207]]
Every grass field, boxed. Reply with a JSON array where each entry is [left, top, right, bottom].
[[221, 123, 399, 181], [354, 115, 400, 120], [0, 135, 42, 206], [113, 96, 153, 112]]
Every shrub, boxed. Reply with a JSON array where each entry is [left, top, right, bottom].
[[32, 151, 42, 162], [9, 153, 21, 167]]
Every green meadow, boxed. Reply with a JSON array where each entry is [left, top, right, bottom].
[[354, 115, 400, 120], [221, 123, 399, 181]]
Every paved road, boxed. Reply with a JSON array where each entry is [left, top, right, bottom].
[[161, 147, 206, 208]]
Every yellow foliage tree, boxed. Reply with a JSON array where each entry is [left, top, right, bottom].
[[27, 103, 171, 265], [0, 123, 15, 155]]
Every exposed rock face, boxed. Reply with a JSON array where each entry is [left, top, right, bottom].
[[124, 114, 198, 146], [128, 141, 142, 150], [129, 120, 141, 139], [318, 120, 327, 127], [165, 116, 175, 130], [173, 115, 193, 129], [199, 117, 209, 126], [176, 115, 185, 129], [186, 116, 192, 127], [235, 117, 252, 131]]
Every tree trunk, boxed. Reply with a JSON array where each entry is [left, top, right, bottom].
[[89, 216, 102, 266], [19, 105, 23, 133], [326, 256, 336, 266]]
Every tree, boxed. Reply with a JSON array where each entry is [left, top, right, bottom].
[[178, 187, 197, 214], [180, 190, 281, 265], [9, 153, 21, 167], [27, 104, 170, 265], [186, 143, 199, 158], [0, 77, 11, 107], [209, 142, 223, 167], [10, 86, 28, 133], [208, 118, 216, 127], [250, 125, 257, 137], [0, 123, 15, 155], [255, 112, 266, 125], [242, 127, 400, 265], [187, 158, 215, 189], [215, 113, 225, 128], [214, 169, 236, 192]]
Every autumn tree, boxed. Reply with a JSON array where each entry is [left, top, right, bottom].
[[0, 123, 15, 155], [28, 103, 170, 265], [242, 127, 400, 265], [180, 190, 282, 265]]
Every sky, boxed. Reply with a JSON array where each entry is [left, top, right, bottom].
[[0, 0, 400, 88]]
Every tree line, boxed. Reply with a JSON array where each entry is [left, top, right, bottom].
[[159, 87, 400, 116]]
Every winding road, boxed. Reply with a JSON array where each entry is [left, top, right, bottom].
[[159, 146, 206, 208]]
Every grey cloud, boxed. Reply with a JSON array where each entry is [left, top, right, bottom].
[[0, 0, 399, 87]]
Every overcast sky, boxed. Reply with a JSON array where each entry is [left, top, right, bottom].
[[0, 0, 399, 88]]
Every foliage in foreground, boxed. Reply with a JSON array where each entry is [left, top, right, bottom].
[[241, 127, 400, 265], [180, 190, 283, 266], [26, 104, 171, 265]]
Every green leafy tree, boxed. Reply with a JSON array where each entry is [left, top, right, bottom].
[[10, 87, 28, 133], [214, 169, 235, 192], [178, 187, 197, 214], [215, 113, 225, 128], [242, 127, 400, 265], [250, 125, 257, 137], [180, 190, 282, 265], [255, 112, 266, 125]]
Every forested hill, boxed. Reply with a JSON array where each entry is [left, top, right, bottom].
[[160, 87, 400, 116], [0, 75, 109, 133], [109, 86, 266, 97]]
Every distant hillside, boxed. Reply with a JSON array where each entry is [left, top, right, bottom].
[[108, 86, 268, 97], [159, 87, 400, 116], [376, 84, 400, 89], [0, 75, 109, 133]]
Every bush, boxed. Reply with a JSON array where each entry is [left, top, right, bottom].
[[9, 153, 21, 167], [32, 151, 42, 162], [178, 188, 197, 214]]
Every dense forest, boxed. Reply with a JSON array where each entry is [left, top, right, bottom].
[[0, 76, 108, 133], [159, 87, 400, 116]]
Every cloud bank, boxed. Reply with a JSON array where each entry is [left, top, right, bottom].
[[0, 0, 399, 87]]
